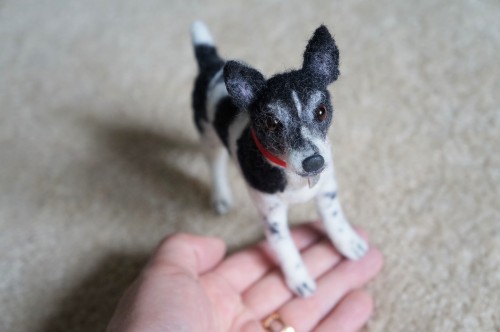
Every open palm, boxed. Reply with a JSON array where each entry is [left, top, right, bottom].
[[107, 224, 383, 332]]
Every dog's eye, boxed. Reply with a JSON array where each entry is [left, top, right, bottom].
[[265, 116, 280, 131], [315, 105, 328, 122]]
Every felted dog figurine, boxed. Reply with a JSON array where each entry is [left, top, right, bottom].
[[190, 21, 368, 297]]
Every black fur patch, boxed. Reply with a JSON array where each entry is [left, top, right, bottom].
[[213, 96, 240, 149], [296, 282, 314, 297], [324, 191, 337, 199], [192, 45, 225, 133], [267, 221, 281, 237], [237, 127, 287, 194], [224, 61, 267, 109], [302, 25, 340, 87]]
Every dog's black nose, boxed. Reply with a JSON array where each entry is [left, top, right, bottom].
[[302, 154, 324, 173]]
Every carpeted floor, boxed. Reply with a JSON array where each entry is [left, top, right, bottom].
[[1, 0, 499, 331]]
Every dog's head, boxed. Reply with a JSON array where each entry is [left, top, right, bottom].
[[224, 25, 340, 177]]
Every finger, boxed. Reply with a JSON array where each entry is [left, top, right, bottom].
[[242, 237, 345, 318], [149, 233, 226, 276], [213, 224, 323, 292], [278, 247, 383, 332], [240, 320, 266, 332], [315, 290, 373, 332]]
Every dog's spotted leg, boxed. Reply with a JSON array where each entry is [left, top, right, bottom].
[[250, 191, 316, 297], [316, 171, 368, 260]]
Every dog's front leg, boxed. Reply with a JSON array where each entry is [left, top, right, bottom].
[[316, 171, 368, 260], [250, 191, 316, 297]]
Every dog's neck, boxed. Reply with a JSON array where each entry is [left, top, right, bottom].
[[250, 127, 287, 168]]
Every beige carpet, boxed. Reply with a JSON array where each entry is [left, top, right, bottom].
[[1, 0, 499, 331]]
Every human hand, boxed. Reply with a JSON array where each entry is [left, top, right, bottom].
[[107, 223, 383, 332]]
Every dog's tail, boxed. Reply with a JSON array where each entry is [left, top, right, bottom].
[[191, 21, 223, 72]]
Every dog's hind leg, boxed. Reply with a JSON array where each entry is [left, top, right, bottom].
[[200, 126, 233, 214], [209, 146, 233, 214], [315, 169, 368, 260]]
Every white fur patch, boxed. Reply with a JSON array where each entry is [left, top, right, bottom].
[[228, 112, 249, 157], [209, 69, 224, 89], [191, 20, 214, 46], [301, 126, 331, 161], [291, 90, 302, 117], [267, 102, 292, 127], [206, 69, 228, 122], [306, 91, 323, 116]]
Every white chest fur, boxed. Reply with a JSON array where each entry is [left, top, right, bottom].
[[278, 164, 329, 204]]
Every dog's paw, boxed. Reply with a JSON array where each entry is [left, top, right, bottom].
[[286, 273, 316, 297], [334, 232, 369, 261], [213, 199, 231, 215]]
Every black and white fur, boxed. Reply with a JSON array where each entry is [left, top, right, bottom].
[[191, 21, 368, 297]]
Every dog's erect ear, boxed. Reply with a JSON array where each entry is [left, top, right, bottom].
[[302, 25, 340, 87], [224, 60, 266, 110]]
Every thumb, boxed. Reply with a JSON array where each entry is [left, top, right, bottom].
[[150, 233, 226, 276]]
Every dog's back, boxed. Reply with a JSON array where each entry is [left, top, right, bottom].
[[191, 21, 247, 213], [191, 22, 225, 131], [191, 22, 244, 148]]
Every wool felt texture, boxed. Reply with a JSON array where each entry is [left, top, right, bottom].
[[192, 45, 225, 132], [224, 60, 267, 110], [302, 25, 340, 88], [251, 127, 288, 168], [237, 127, 288, 194], [202, 24, 338, 194], [0, 0, 499, 331]]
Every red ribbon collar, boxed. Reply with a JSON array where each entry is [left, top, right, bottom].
[[250, 127, 287, 168]]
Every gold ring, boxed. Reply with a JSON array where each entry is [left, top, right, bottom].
[[262, 313, 295, 332]]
